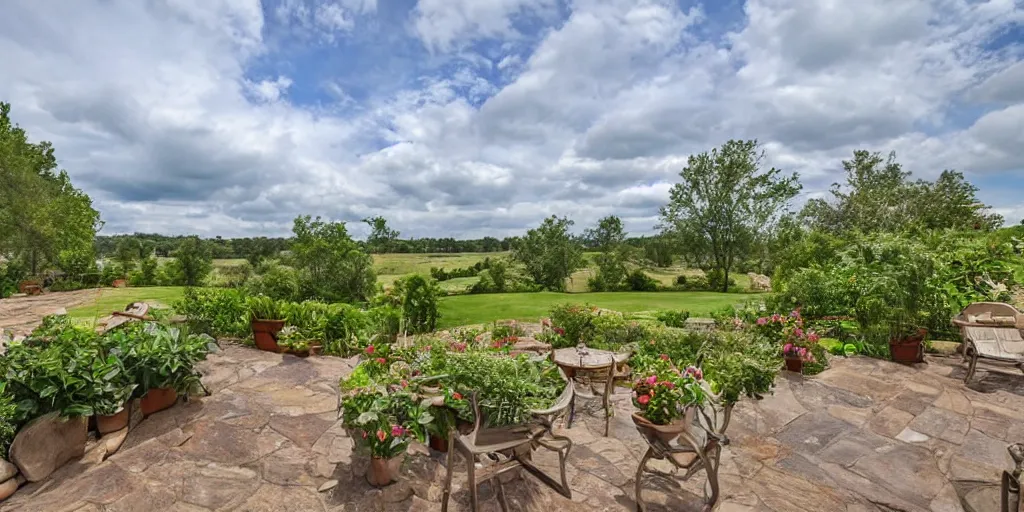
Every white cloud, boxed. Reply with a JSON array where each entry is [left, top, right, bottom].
[[0, 0, 1021, 239]]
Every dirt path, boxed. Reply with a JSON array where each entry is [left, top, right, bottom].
[[0, 289, 104, 336]]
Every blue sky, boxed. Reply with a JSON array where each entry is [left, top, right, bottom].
[[0, 0, 1022, 238]]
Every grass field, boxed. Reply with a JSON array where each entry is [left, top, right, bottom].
[[66, 286, 186, 322], [436, 291, 753, 328], [63, 285, 753, 329]]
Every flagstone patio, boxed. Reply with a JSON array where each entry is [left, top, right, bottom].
[[2, 342, 1022, 512]]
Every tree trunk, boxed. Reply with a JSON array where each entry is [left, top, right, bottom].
[[31, 249, 38, 276], [722, 266, 730, 293]]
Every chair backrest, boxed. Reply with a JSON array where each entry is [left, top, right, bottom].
[[957, 302, 1024, 328]]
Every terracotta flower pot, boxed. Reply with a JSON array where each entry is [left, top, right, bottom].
[[111, 279, 127, 288], [366, 456, 402, 487], [889, 337, 923, 365], [428, 433, 449, 453], [96, 407, 129, 434], [631, 412, 688, 443], [251, 319, 285, 353], [140, 388, 178, 416], [784, 356, 804, 373]]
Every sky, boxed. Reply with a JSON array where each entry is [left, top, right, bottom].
[[1, 0, 1023, 240]]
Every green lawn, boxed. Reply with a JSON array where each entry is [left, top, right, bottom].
[[437, 291, 755, 328], [66, 286, 186, 322]]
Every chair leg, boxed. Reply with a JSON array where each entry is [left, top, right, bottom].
[[496, 479, 510, 512], [964, 350, 979, 385], [567, 393, 576, 429], [442, 434, 455, 512], [467, 454, 479, 512], [635, 448, 653, 512], [702, 445, 721, 512]]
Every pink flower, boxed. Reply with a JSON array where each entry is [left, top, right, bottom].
[[362, 430, 368, 439], [798, 347, 807, 357], [646, 375, 658, 385], [684, 366, 703, 380], [391, 424, 405, 437], [365, 345, 375, 355], [733, 318, 743, 327], [794, 328, 804, 337], [637, 394, 650, 405], [771, 314, 781, 323], [663, 381, 675, 389], [783, 343, 793, 353], [376, 430, 387, 442], [452, 392, 463, 400], [400, 380, 409, 388], [376, 357, 387, 365], [659, 354, 670, 361], [808, 333, 820, 343], [757, 317, 767, 326]]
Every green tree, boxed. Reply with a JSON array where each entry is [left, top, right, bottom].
[[801, 151, 1001, 234], [291, 215, 376, 302], [660, 139, 801, 292], [139, 256, 159, 286], [169, 236, 213, 286], [364, 216, 400, 254], [585, 216, 633, 291], [0, 102, 101, 274], [513, 216, 583, 291], [114, 238, 140, 278]]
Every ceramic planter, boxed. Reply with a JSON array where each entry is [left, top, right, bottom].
[[889, 337, 924, 364], [366, 456, 402, 487], [95, 407, 129, 435], [251, 319, 285, 353], [784, 356, 804, 373], [140, 388, 178, 416], [631, 412, 689, 443]]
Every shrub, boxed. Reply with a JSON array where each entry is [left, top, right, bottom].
[[217, 261, 252, 288], [139, 256, 159, 286], [548, 304, 598, 347], [626, 269, 658, 291], [590, 314, 650, 350], [675, 275, 687, 286], [0, 382, 16, 459], [175, 288, 250, 337], [706, 268, 736, 292], [244, 263, 299, 301], [655, 309, 690, 328], [375, 275, 441, 334], [323, 304, 371, 355]]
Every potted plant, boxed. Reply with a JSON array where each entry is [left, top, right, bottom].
[[630, 367, 706, 442], [424, 404, 456, 453], [888, 325, 927, 365], [277, 326, 322, 357], [124, 324, 215, 416], [248, 296, 284, 353], [93, 380, 137, 434], [339, 387, 429, 487]]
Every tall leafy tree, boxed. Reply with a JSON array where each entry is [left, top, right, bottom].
[[660, 139, 801, 292], [585, 216, 633, 291], [513, 216, 583, 291], [169, 236, 213, 286], [0, 102, 100, 275], [801, 151, 1001, 234], [364, 216, 400, 254], [292, 215, 376, 302]]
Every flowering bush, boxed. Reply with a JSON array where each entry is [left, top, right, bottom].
[[339, 387, 429, 458], [755, 309, 820, 362], [631, 368, 706, 425], [548, 303, 599, 347]]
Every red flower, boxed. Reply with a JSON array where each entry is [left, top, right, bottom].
[[659, 354, 670, 361], [361, 430, 368, 439], [400, 380, 409, 388], [391, 424, 405, 437], [376, 357, 387, 365], [452, 392, 463, 400], [637, 394, 650, 405], [365, 345, 375, 355], [376, 430, 387, 442]]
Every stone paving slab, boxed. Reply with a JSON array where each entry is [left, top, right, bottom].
[[4, 345, 1024, 511]]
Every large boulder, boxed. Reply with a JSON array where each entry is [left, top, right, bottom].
[[0, 477, 18, 501], [9, 412, 88, 482]]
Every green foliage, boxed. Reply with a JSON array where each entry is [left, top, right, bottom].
[[0, 102, 102, 276], [0, 382, 15, 458], [512, 215, 584, 291], [246, 295, 284, 321], [626, 269, 658, 291], [588, 250, 629, 291], [339, 387, 427, 458], [548, 303, 599, 347], [0, 261, 26, 298], [631, 371, 706, 425], [376, 274, 441, 334], [167, 236, 213, 286], [174, 288, 250, 337], [243, 263, 299, 301], [655, 309, 690, 328], [291, 215, 377, 303], [0, 319, 213, 422], [115, 238, 140, 278], [364, 216, 401, 254], [137, 256, 159, 286], [661, 139, 801, 292], [801, 150, 1002, 235]]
